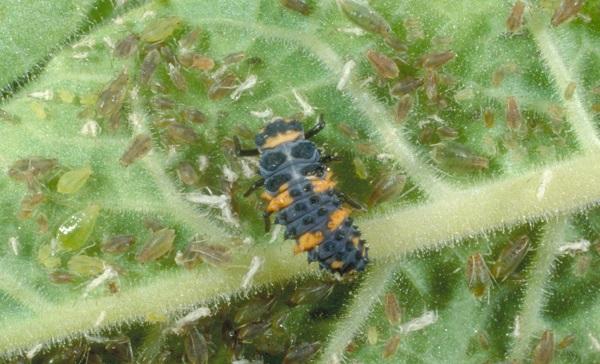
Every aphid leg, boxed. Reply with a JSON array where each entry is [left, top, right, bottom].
[[233, 136, 259, 156], [337, 192, 367, 211], [243, 178, 265, 197], [263, 211, 272, 233], [305, 114, 326, 139]]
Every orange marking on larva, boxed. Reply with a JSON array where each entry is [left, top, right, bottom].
[[266, 190, 293, 213], [260, 192, 273, 201], [311, 172, 337, 193], [262, 131, 302, 149], [294, 231, 324, 254], [330, 260, 343, 269], [352, 236, 360, 247], [327, 208, 351, 231]]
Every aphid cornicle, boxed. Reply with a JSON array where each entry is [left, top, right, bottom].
[[236, 115, 369, 274]]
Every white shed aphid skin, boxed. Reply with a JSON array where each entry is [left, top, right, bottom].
[[292, 88, 315, 117], [589, 333, 600, 352], [83, 266, 118, 298], [231, 74, 258, 101], [240, 158, 257, 178], [250, 108, 273, 119], [558, 239, 590, 254], [185, 191, 239, 227], [102, 36, 116, 50], [197, 155, 209, 172], [512, 315, 521, 338], [536, 169, 553, 200], [26, 343, 43, 360], [8, 237, 19, 255], [398, 310, 438, 333], [222, 165, 239, 184], [94, 310, 107, 327], [28, 90, 54, 101], [80, 120, 102, 137], [72, 37, 96, 49], [171, 307, 211, 334], [337, 27, 366, 36], [337, 60, 356, 91], [241, 256, 264, 290], [72, 52, 89, 60]]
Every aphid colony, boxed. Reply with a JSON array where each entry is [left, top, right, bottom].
[[236, 116, 369, 274]]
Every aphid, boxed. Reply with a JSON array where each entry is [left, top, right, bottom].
[[56, 204, 101, 251], [136, 228, 175, 263], [419, 51, 455, 69], [280, 0, 312, 15], [492, 235, 530, 281], [177, 161, 200, 185], [593, 104, 600, 113], [167, 63, 188, 91], [558, 334, 575, 349], [384, 292, 401, 325], [367, 326, 378, 345], [30, 102, 46, 119], [283, 342, 321, 364], [337, 122, 359, 139], [96, 71, 129, 118], [235, 115, 368, 274], [184, 328, 209, 364], [38, 243, 60, 269], [367, 172, 406, 207], [237, 321, 271, 342], [394, 95, 413, 123], [533, 330, 554, 364], [188, 241, 231, 265], [102, 234, 136, 254], [57, 166, 92, 194], [140, 16, 182, 43], [506, 1, 526, 33], [404, 17, 425, 42], [179, 27, 202, 50], [431, 141, 489, 171], [288, 281, 334, 305], [181, 108, 207, 124], [466, 253, 492, 298], [506, 96, 522, 129], [234, 297, 275, 325], [436, 125, 459, 140], [366, 49, 399, 79], [383, 33, 408, 52], [48, 271, 75, 284], [67, 255, 105, 277], [208, 72, 238, 100], [165, 123, 199, 145], [37, 213, 49, 233], [178, 52, 215, 70], [551, 0, 584, 27], [114, 34, 139, 58], [424, 69, 438, 100], [483, 108, 495, 128], [336, 0, 391, 36], [353, 157, 369, 179], [140, 49, 161, 85], [120, 134, 153, 166], [477, 331, 490, 350], [564, 81, 576, 100], [223, 51, 246, 65], [383, 335, 401, 358], [151, 96, 176, 110], [0, 108, 21, 123], [390, 77, 423, 96], [18, 192, 46, 220], [58, 89, 75, 103]]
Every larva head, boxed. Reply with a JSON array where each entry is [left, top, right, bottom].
[[255, 118, 304, 151]]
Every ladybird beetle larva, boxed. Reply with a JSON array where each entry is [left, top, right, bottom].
[[235, 115, 368, 274]]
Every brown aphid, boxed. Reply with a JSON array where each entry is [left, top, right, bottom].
[[384, 293, 401, 325], [237, 321, 271, 342], [175, 244, 204, 270], [573, 254, 591, 277], [8, 157, 58, 182], [280, 0, 312, 15], [367, 49, 399, 79], [477, 331, 490, 350], [136, 228, 176, 263], [143, 217, 164, 232], [367, 172, 406, 207], [18, 192, 46, 219], [466, 253, 492, 298], [184, 328, 209, 364], [506, 96, 522, 130], [436, 126, 459, 140], [177, 161, 199, 186], [151, 96, 176, 110], [390, 77, 423, 96], [178, 52, 215, 71], [383, 33, 408, 52], [120, 134, 152, 167], [108, 109, 121, 130], [431, 141, 489, 171], [289, 281, 334, 305], [483, 108, 495, 128], [179, 28, 202, 50], [418, 125, 438, 145], [108, 281, 120, 294], [36, 213, 49, 233], [419, 51, 456, 69], [564, 81, 576, 100], [167, 63, 188, 91], [0, 108, 21, 123], [181, 108, 207, 124], [395, 95, 412, 123], [506, 1, 526, 33], [102, 234, 136, 254], [189, 241, 231, 265], [283, 342, 321, 364], [593, 104, 600, 113], [223, 51, 246, 65], [558, 334, 575, 349], [114, 34, 139, 58], [491, 235, 530, 281], [337, 0, 391, 36], [533, 330, 554, 364], [48, 271, 75, 284], [424, 69, 438, 100], [208, 73, 238, 100], [383, 335, 401, 359], [140, 49, 161, 85], [96, 71, 128, 118], [337, 123, 359, 139], [356, 143, 378, 156], [234, 297, 275, 325], [165, 123, 199, 145], [551, 0, 585, 27]]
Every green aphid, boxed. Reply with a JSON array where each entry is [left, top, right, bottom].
[[336, 0, 391, 36], [56, 204, 101, 251], [431, 141, 489, 171], [67, 255, 105, 277], [57, 166, 92, 194], [353, 157, 369, 179], [136, 228, 175, 263], [141, 16, 182, 43], [37, 243, 61, 270]]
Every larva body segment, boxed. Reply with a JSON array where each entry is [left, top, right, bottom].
[[255, 119, 368, 274]]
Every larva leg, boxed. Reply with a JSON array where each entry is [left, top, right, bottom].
[[305, 114, 326, 139]]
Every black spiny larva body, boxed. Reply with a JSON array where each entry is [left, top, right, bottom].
[[254, 118, 368, 274]]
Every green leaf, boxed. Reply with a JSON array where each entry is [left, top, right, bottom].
[[1, 0, 600, 362]]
